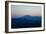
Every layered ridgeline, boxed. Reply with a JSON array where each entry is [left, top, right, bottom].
[[11, 15, 41, 28]]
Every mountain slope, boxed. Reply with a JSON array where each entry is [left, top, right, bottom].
[[11, 15, 41, 28]]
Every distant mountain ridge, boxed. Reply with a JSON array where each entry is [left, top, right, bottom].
[[12, 15, 41, 20], [12, 15, 41, 18], [11, 15, 41, 28]]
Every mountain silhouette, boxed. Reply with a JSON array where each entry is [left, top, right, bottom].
[[24, 15, 32, 18], [16, 15, 41, 20], [11, 15, 41, 28], [24, 15, 31, 16]]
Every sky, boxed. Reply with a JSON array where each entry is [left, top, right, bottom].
[[11, 5, 42, 17]]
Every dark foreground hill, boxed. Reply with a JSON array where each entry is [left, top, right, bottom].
[[11, 15, 41, 28]]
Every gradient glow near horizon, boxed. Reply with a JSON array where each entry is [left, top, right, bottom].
[[11, 5, 42, 17]]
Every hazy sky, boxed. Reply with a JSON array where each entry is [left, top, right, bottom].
[[11, 5, 42, 17]]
